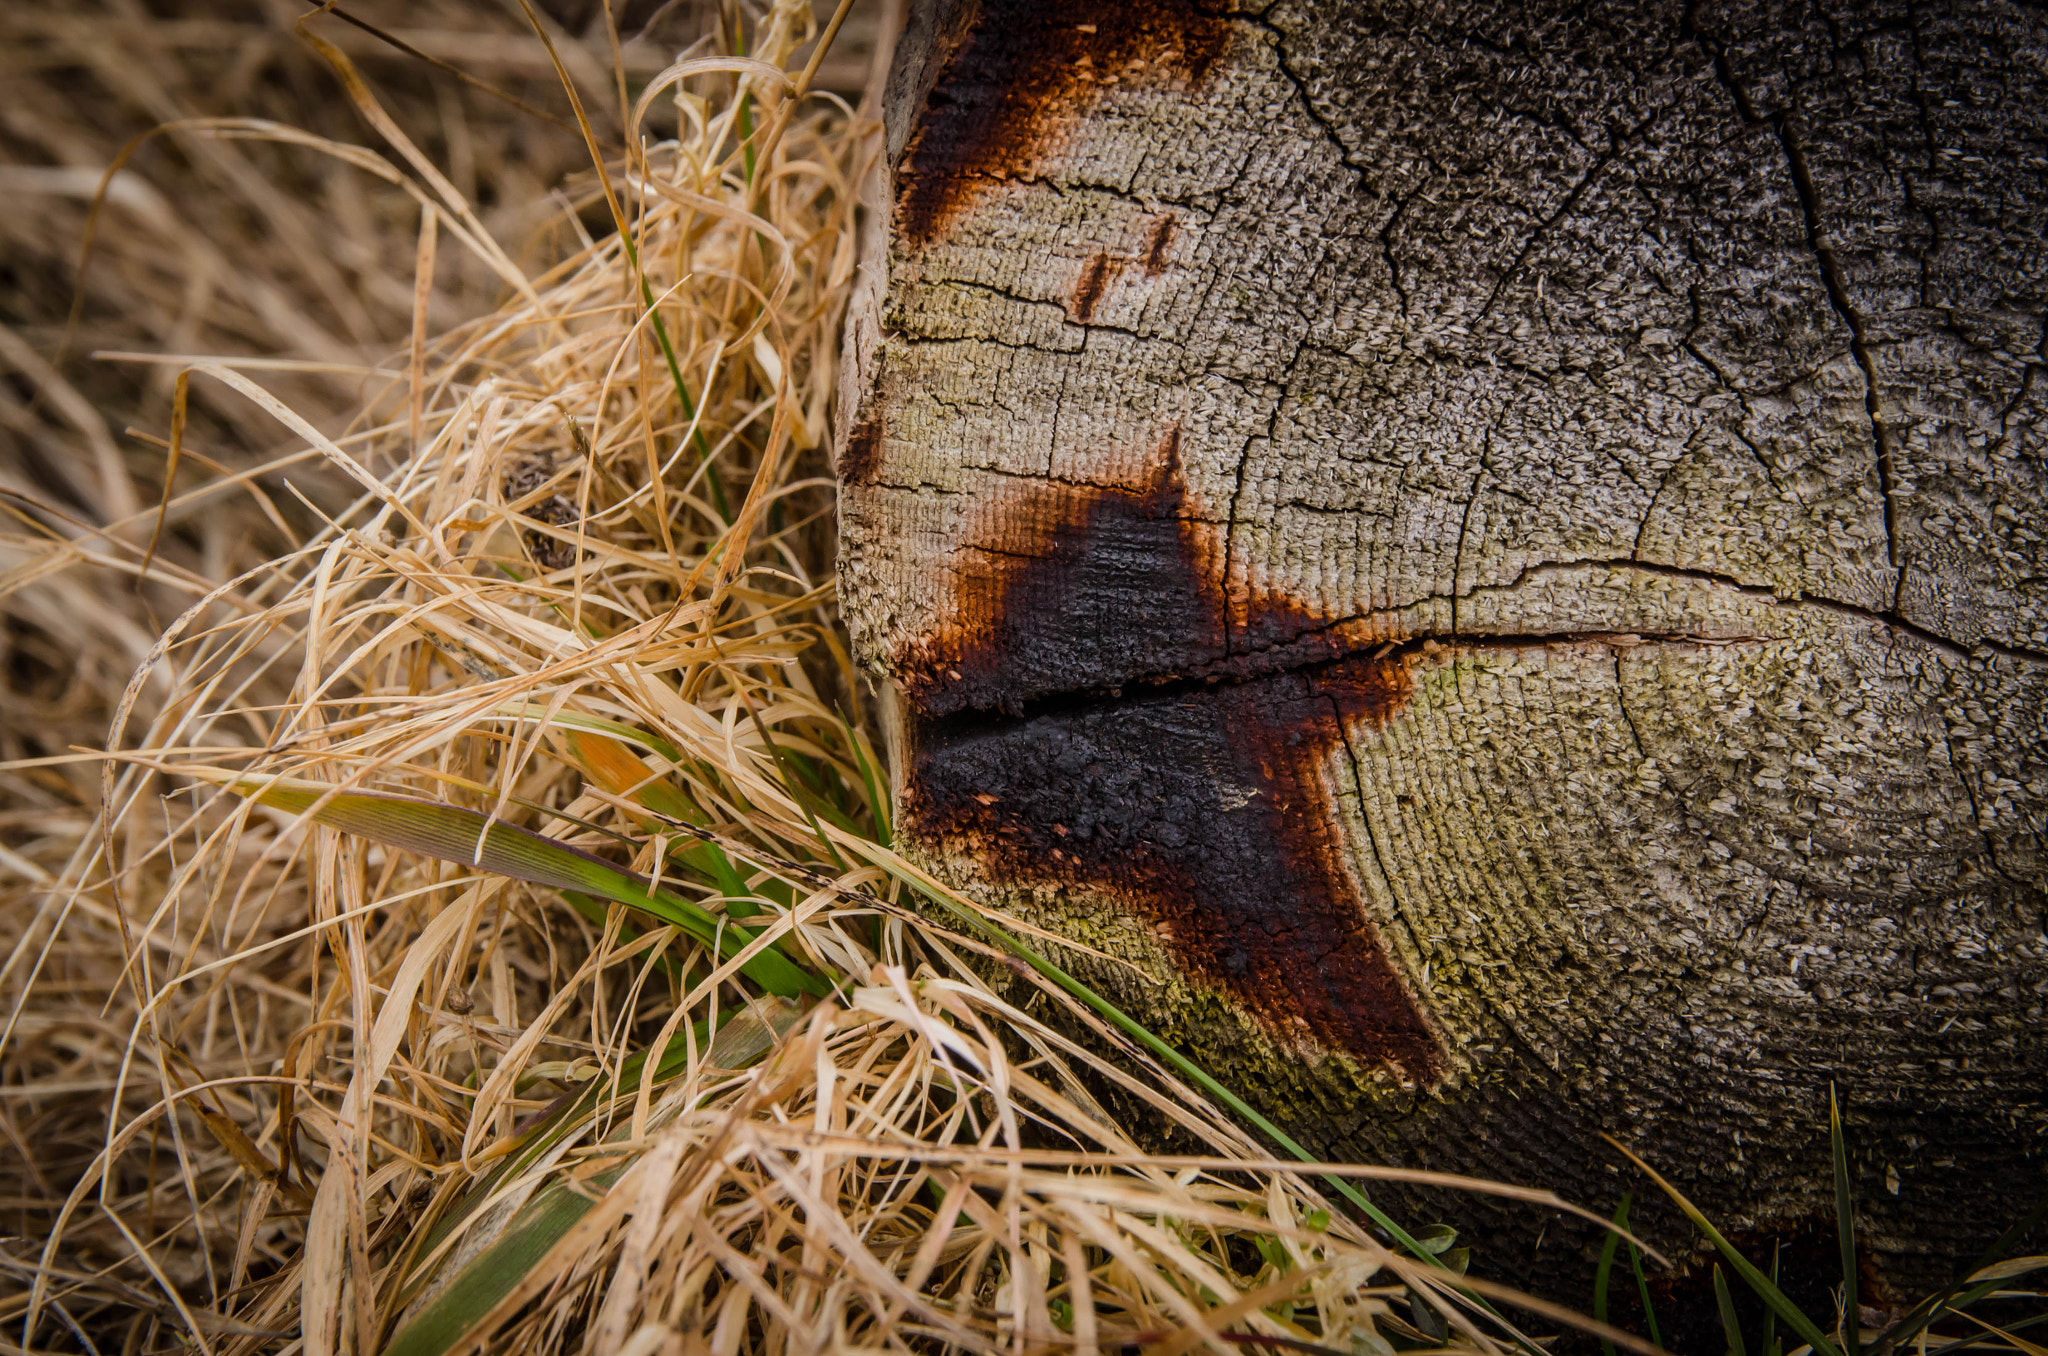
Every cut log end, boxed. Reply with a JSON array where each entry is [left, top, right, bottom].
[[840, 0, 2048, 1293]]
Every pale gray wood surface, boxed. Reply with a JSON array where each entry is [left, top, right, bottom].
[[837, 0, 2048, 1289]]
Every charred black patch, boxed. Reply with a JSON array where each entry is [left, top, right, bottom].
[[891, 422, 1371, 718], [892, 426, 1227, 717], [1141, 213, 1177, 275], [908, 647, 1438, 1075], [839, 413, 885, 486], [897, 0, 1236, 248], [896, 426, 1441, 1073], [1071, 249, 1121, 321]]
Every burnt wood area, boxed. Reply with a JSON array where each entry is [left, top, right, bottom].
[[834, 0, 2048, 1304]]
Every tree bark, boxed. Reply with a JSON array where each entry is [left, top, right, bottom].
[[836, 0, 2048, 1293]]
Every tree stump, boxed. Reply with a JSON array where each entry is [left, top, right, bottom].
[[836, 0, 2048, 1292]]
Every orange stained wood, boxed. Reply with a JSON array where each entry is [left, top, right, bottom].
[[897, 0, 1235, 248]]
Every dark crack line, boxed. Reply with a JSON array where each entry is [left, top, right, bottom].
[[1612, 651, 1649, 762], [1677, 288, 1800, 505], [1729, 424, 1796, 505], [1377, 174, 1429, 322], [1255, 556, 1984, 668], [922, 552, 2048, 722], [928, 277, 1073, 316], [1994, 314, 2048, 442], [1474, 134, 1632, 326], [1685, 14, 1908, 608], [945, 626, 1772, 727], [893, 331, 1080, 357], [1939, 725, 2016, 886], [1476, 556, 2048, 666], [1246, 10, 1421, 322], [1771, 118, 1907, 594], [1627, 427, 1686, 561], [1222, 347, 1304, 660]]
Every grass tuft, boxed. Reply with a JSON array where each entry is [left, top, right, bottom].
[[32, 7, 2041, 1355], [1, 3, 1609, 1352]]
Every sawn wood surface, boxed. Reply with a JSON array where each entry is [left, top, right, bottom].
[[834, 0, 2048, 1289]]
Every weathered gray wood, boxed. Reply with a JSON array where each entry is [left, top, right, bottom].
[[836, 0, 2048, 1293]]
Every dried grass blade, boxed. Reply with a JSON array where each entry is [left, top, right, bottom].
[[226, 777, 828, 996]]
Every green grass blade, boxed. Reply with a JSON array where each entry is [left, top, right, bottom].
[[838, 711, 890, 846], [1832, 1084, 1861, 1356], [499, 705, 683, 764], [1874, 1197, 2048, 1356], [632, 273, 732, 521], [1596, 1194, 1630, 1356], [558, 890, 689, 983], [383, 1169, 624, 1356], [1716, 1264, 1749, 1356], [386, 998, 797, 1350], [1629, 1225, 1665, 1353], [903, 875, 1413, 1241], [237, 779, 828, 997], [1923, 1310, 2048, 1356], [630, 819, 1539, 1349], [558, 728, 765, 903], [734, 695, 849, 871], [1765, 1242, 1781, 1356], [1608, 1135, 1843, 1356], [596, 169, 729, 523]]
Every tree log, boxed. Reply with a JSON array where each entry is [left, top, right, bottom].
[[836, 0, 2048, 1293]]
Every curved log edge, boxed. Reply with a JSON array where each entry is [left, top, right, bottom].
[[834, 0, 2048, 1291]]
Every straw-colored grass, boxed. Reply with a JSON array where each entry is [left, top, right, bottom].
[[2, 4, 1640, 1354]]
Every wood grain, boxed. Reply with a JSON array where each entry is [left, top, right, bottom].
[[837, 0, 2048, 1290]]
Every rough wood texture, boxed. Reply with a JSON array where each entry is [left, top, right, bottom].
[[836, 0, 2048, 1289]]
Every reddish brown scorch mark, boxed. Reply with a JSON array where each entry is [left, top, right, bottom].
[[1142, 213, 1177, 275], [1069, 214, 1179, 320], [898, 429, 1443, 1079], [897, 0, 1235, 248], [1071, 250, 1121, 322], [837, 413, 884, 487]]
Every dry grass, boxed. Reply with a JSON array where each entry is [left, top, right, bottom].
[[0, 3, 1635, 1354]]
